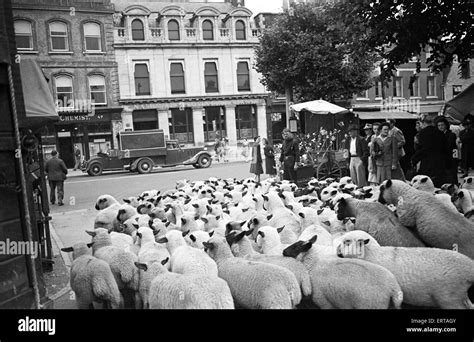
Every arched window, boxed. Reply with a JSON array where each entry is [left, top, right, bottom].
[[235, 20, 246, 40], [131, 19, 145, 41], [204, 62, 218, 93], [49, 21, 69, 51], [14, 20, 33, 50], [88, 75, 106, 105], [134, 64, 151, 95], [84, 22, 101, 51], [202, 20, 214, 41], [237, 61, 250, 91], [55, 75, 74, 108], [168, 20, 180, 41]]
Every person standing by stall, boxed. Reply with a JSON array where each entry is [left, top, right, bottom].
[[262, 138, 276, 177], [387, 119, 406, 181], [279, 128, 299, 183], [250, 136, 263, 182], [436, 117, 458, 185], [345, 125, 368, 187], [373, 122, 398, 184], [45, 150, 68, 206]]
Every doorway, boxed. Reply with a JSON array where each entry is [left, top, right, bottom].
[[58, 137, 74, 168]]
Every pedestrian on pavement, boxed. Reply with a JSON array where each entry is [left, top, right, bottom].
[[223, 137, 230, 163], [73, 144, 82, 171], [241, 138, 250, 161], [345, 124, 368, 187], [214, 138, 224, 163], [45, 150, 68, 206], [436, 116, 459, 185], [372, 122, 398, 184], [262, 137, 276, 177], [459, 116, 474, 178], [250, 136, 263, 182], [411, 116, 448, 188], [414, 120, 422, 151], [279, 128, 299, 183], [387, 119, 406, 181]]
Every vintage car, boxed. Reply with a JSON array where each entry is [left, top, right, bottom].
[[82, 130, 212, 176]]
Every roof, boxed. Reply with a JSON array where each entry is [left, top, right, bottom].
[[112, 1, 246, 15], [444, 83, 474, 123], [353, 110, 418, 120]]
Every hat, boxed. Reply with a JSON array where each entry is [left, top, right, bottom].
[[348, 124, 359, 131], [363, 124, 373, 130], [463, 116, 473, 125]]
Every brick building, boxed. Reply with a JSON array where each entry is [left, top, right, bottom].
[[12, 0, 122, 168]]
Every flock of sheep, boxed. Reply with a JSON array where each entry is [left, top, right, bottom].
[[61, 174, 474, 309]]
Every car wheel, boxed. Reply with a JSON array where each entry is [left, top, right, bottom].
[[88, 163, 103, 176], [197, 155, 212, 169], [193, 164, 201, 169], [137, 159, 153, 174]]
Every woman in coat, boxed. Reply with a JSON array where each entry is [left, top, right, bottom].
[[372, 122, 398, 184], [250, 136, 264, 182], [262, 138, 276, 177]]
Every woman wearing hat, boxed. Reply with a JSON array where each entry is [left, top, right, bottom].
[[459, 116, 474, 178], [436, 117, 458, 184]]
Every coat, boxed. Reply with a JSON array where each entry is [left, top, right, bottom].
[[460, 128, 474, 170], [263, 145, 276, 175], [344, 136, 369, 166], [389, 126, 406, 158], [250, 143, 263, 175], [45, 157, 68, 181], [372, 136, 398, 168], [412, 125, 448, 187]]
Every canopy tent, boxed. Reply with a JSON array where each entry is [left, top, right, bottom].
[[290, 100, 350, 115], [444, 83, 474, 123], [353, 110, 419, 120], [18, 58, 58, 128]]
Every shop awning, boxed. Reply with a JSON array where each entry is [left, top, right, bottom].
[[354, 110, 419, 120], [291, 100, 350, 114], [19, 59, 58, 128], [444, 83, 474, 123]]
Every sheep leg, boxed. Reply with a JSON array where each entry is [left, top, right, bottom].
[[434, 294, 472, 310], [76, 298, 93, 310]]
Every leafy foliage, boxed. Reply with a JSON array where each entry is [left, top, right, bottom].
[[254, 2, 379, 103]]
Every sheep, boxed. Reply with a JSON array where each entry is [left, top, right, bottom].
[[186, 231, 212, 250], [116, 204, 138, 224], [95, 195, 119, 210], [137, 202, 154, 215], [201, 214, 226, 236], [320, 186, 340, 203], [122, 197, 141, 208], [256, 226, 289, 256], [157, 230, 218, 277], [337, 230, 474, 309], [411, 175, 436, 192], [263, 192, 302, 236], [379, 179, 474, 259], [298, 224, 333, 246], [226, 230, 311, 298], [61, 242, 121, 309], [110, 232, 134, 252], [139, 190, 160, 201], [282, 236, 403, 309], [203, 236, 301, 309], [136, 227, 170, 268], [86, 228, 140, 309], [179, 214, 204, 233], [296, 207, 322, 229], [138, 259, 234, 309], [335, 197, 425, 247], [454, 189, 474, 221], [94, 203, 121, 232], [149, 207, 167, 221], [462, 176, 474, 192]]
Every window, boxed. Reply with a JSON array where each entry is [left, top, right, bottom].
[[453, 85, 463, 96], [236, 105, 257, 139], [168, 20, 180, 41], [134, 63, 151, 96], [409, 77, 420, 97], [356, 90, 369, 99], [203, 107, 226, 142], [375, 81, 382, 98], [49, 21, 68, 51], [237, 61, 250, 91], [133, 110, 158, 131], [202, 20, 214, 40], [169, 108, 193, 143], [427, 76, 436, 96], [55, 75, 73, 109], [235, 20, 246, 40], [84, 22, 101, 51], [170, 62, 185, 94], [131, 19, 145, 41], [14, 20, 33, 50], [393, 77, 403, 97], [204, 62, 219, 93], [88, 75, 106, 105]]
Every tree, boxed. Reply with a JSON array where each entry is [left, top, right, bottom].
[[254, 3, 379, 103], [351, 0, 473, 81]]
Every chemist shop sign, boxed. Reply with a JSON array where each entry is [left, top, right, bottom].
[[59, 112, 111, 123]]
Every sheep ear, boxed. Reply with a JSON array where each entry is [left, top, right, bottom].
[[244, 228, 254, 236], [133, 223, 139, 229], [262, 195, 269, 201], [242, 191, 248, 197], [192, 204, 199, 208], [252, 197, 258, 202], [182, 230, 190, 237], [266, 214, 273, 221], [123, 199, 131, 204], [190, 234, 196, 242], [87, 242, 94, 248], [308, 235, 318, 245], [321, 220, 330, 227], [194, 215, 200, 221], [239, 221, 246, 227], [385, 179, 393, 188], [241, 208, 249, 213], [201, 217, 209, 224], [209, 230, 214, 237], [317, 209, 324, 215], [276, 226, 285, 233], [61, 247, 74, 253], [161, 257, 169, 266], [298, 212, 305, 219], [285, 204, 293, 210], [202, 241, 214, 250], [184, 198, 192, 205], [421, 177, 428, 183], [258, 231, 265, 238], [156, 237, 168, 244], [85, 230, 96, 237], [364, 239, 370, 245], [135, 262, 148, 271], [458, 191, 465, 198], [153, 229, 160, 236], [165, 222, 171, 228], [223, 209, 230, 214], [350, 218, 356, 224], [216, 215, 221, 220]]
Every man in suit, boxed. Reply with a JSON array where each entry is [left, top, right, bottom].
[[412, 116, 448, 188], [279, 128, 299, 183], [387, 119, 406, 181], [45, 150, 68, 206], [436, 116, 458, 185], [345, 124, 368, 187]]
